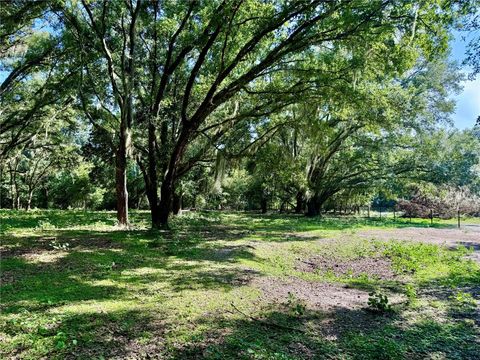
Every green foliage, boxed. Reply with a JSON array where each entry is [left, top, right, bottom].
[[367, 291, 393, 313], [450, 291, 477, 314], [383, 242, 443, 274], [404, 284, 418, 306], [343, 330, 405, 360], [286, 292, 307, 317]]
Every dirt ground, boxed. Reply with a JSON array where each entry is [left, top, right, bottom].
[[295, 256, 396, 280], [253, 224, 480, 319]]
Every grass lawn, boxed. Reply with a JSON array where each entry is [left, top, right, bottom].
[[1, 210, 479, 359]]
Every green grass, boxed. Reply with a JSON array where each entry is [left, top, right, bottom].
[[1, 210, 479, 359]]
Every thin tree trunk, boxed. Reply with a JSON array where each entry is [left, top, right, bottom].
[[10, 173, 15, 209], [0, 165, 3, 209], [14, 174, 20, 210], [27, 189, 33, 210], [44, 187, 49, 209], [11, 163, 20, 210], [147, 185, 161, 228], [115, 124, 129, 227], [147, 124, 161, 228]]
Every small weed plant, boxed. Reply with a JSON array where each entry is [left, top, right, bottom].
[[367, 291, 393, 313], [286, 292, 307, 316], [404, 284, 417, 305]]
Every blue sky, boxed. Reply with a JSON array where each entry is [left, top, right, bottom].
[[450, 31, 480, 129]]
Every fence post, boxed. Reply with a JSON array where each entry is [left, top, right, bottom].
[[430, 209, 433, 226], [457, 209, 460, 229]]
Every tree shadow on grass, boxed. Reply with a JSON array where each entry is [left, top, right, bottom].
[[1, 210, 455, 238], [168, 302, 479, 360], [1, 231, 260, 313], [1, 241, 262, 358], [1, 255, 127, 314], [5, 285, 477, 359], [2, 308, 167, 360], [2, 248, 257, 296], [6, 300, 475, 359], [60, 310, 165, 360], [3, 210, 477, 358]]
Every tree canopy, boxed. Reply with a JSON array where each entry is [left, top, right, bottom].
[[1, 0, 479, 225]]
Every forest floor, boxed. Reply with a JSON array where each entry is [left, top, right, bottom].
[[1, 210, 479, 359]]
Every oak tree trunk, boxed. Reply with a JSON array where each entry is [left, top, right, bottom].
[[306, 197, 320, 217], [172, 192, 182, 215], [306, 193, 329, 217], [260, 197, 267, 214], [295, 191, 304, 213], [158, 179, 173, 227], [157, 130, 190, 227]]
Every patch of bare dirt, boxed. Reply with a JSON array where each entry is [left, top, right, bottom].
[[287, 342, 315, 359], [252, 276, 370, 310], [208, 244, 256, 262], [251, 276, 402, 341], [295, 256, 396, 280]]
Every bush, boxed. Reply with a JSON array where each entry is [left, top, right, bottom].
[[396, 186, 480, 219]]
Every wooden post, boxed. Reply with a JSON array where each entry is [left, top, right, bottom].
[[393, 208, 396, 221], [457, 209, 460, 229], [430, 209, 433, 226]]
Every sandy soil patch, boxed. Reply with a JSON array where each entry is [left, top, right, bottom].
[[251, 276, 403, 342], [252, 276, 403, 311], [296, 256, 396, 280]]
